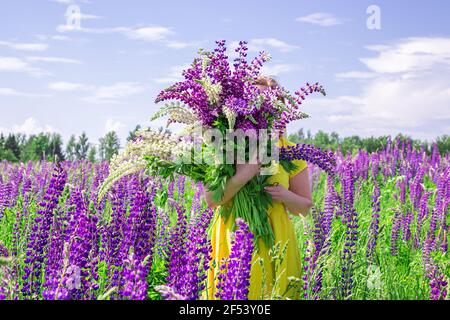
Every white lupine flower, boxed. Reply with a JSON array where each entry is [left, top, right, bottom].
[[222, 105, 236, 129], [99, 128, 179, 200], [151, 102, 199, 126]]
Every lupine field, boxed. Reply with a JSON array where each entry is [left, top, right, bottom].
[[0, 136, 448, 300]]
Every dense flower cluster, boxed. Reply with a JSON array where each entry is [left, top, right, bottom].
[[161, 196, 214, 300], [154, 40, 323, 132]]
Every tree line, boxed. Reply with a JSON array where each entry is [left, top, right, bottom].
[[1, 126, 448, 163], [0, 125, 142, 163], [288, 129, 450, 156]]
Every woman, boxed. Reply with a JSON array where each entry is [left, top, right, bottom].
[[204, 76, 313, 300]]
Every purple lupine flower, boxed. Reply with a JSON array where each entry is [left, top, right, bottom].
[[155, 285, 188, 300], [65, 189, 99, 299], [103, 178, 128, 294], [301, 238, 312, 300], [167, 180, 175, 200], [163, 197, 213, 300], [190, 182, 204, 219], [340, 161, 358, 299], [279, 144, 336, 176], [177, 207, 213, 300], [22, 164, 67, 298], [423, 237, 448, 300], [120, 251, 150, 300], [155, 208, 171, 259], [176, 175, 186, 201], [396, 178, 406, 204], [414, 192, 431, 248], [215, 218, 254, 300], [166, 203, 188, 294], [0, 242, 8, 257], [371, 153, 380, 181], [42, 212, 67, 300], [0, 245, 16, 301], [118, 176, 156, 299], [401, 211, 414, 242], [310, 207, 332, 299], [410, 166, 427, 210], [367, 184, 381, 261], [390, 211, 402, 256]]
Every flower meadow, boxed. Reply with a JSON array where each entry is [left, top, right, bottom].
[[0, 136, 448, 300]]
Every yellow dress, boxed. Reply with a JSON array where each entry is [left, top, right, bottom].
[[205, 136, 307, 300]]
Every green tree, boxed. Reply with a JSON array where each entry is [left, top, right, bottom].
[[4, 134, 21, 160], [48, 133, 65, 161], [99, 131, 120, 161], [75, 132, 90, 160], [0, 134, 17, 161], [127, 125, 142, 142], [66, 135, 77, 161], [88, 145, 97, 162]]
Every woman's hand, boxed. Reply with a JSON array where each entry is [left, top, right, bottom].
[[204, 154, 261, 209], [264, 184, 292, 203], [234, 150, 261, 184], [265, 168, 313, 216]]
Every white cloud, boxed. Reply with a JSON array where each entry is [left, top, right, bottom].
[[35, 34, 71, 41], [261, 63, 302, 76], [153, 64, 190, 84], [48, 81, 146, 103], [299, 37, 450, 140], [248, 38, 300, 53], [335, 71, 377, 79], [0, 88, 51, 98], [122, 26, 173, 42], [165, 40, 196, 49], [361, 37, 450, 74], [57, 24, 174, 43], [0, 56, 48, 77], [48, 81, 93, 91], [26, 56, 82, 64], [0, 40, 48, 51], [10, 117, 54, 135], [84, 82, 147, 104], [51, 0, 74, 4], [0, 57, 29, 71], [73, 13, 102, 21], [296, 13, 342, 27], [55, 23, 197, 49], [231, 38, 299, 55], [104, 118, 125, 134]]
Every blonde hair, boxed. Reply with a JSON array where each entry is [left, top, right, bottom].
[[254, 76, 285, 104]]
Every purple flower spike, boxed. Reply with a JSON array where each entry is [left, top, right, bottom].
[[279, 144, 336, 176], [215, 218, 254, 300]]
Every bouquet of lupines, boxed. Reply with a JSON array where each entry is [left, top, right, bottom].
[[99, 40, 335, 247]]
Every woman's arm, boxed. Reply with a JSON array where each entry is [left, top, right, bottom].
[[204, 162, 260, 208], [264, 168, 313, 216]]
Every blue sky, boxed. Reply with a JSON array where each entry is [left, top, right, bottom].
[[1, 0, 449, 146]]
